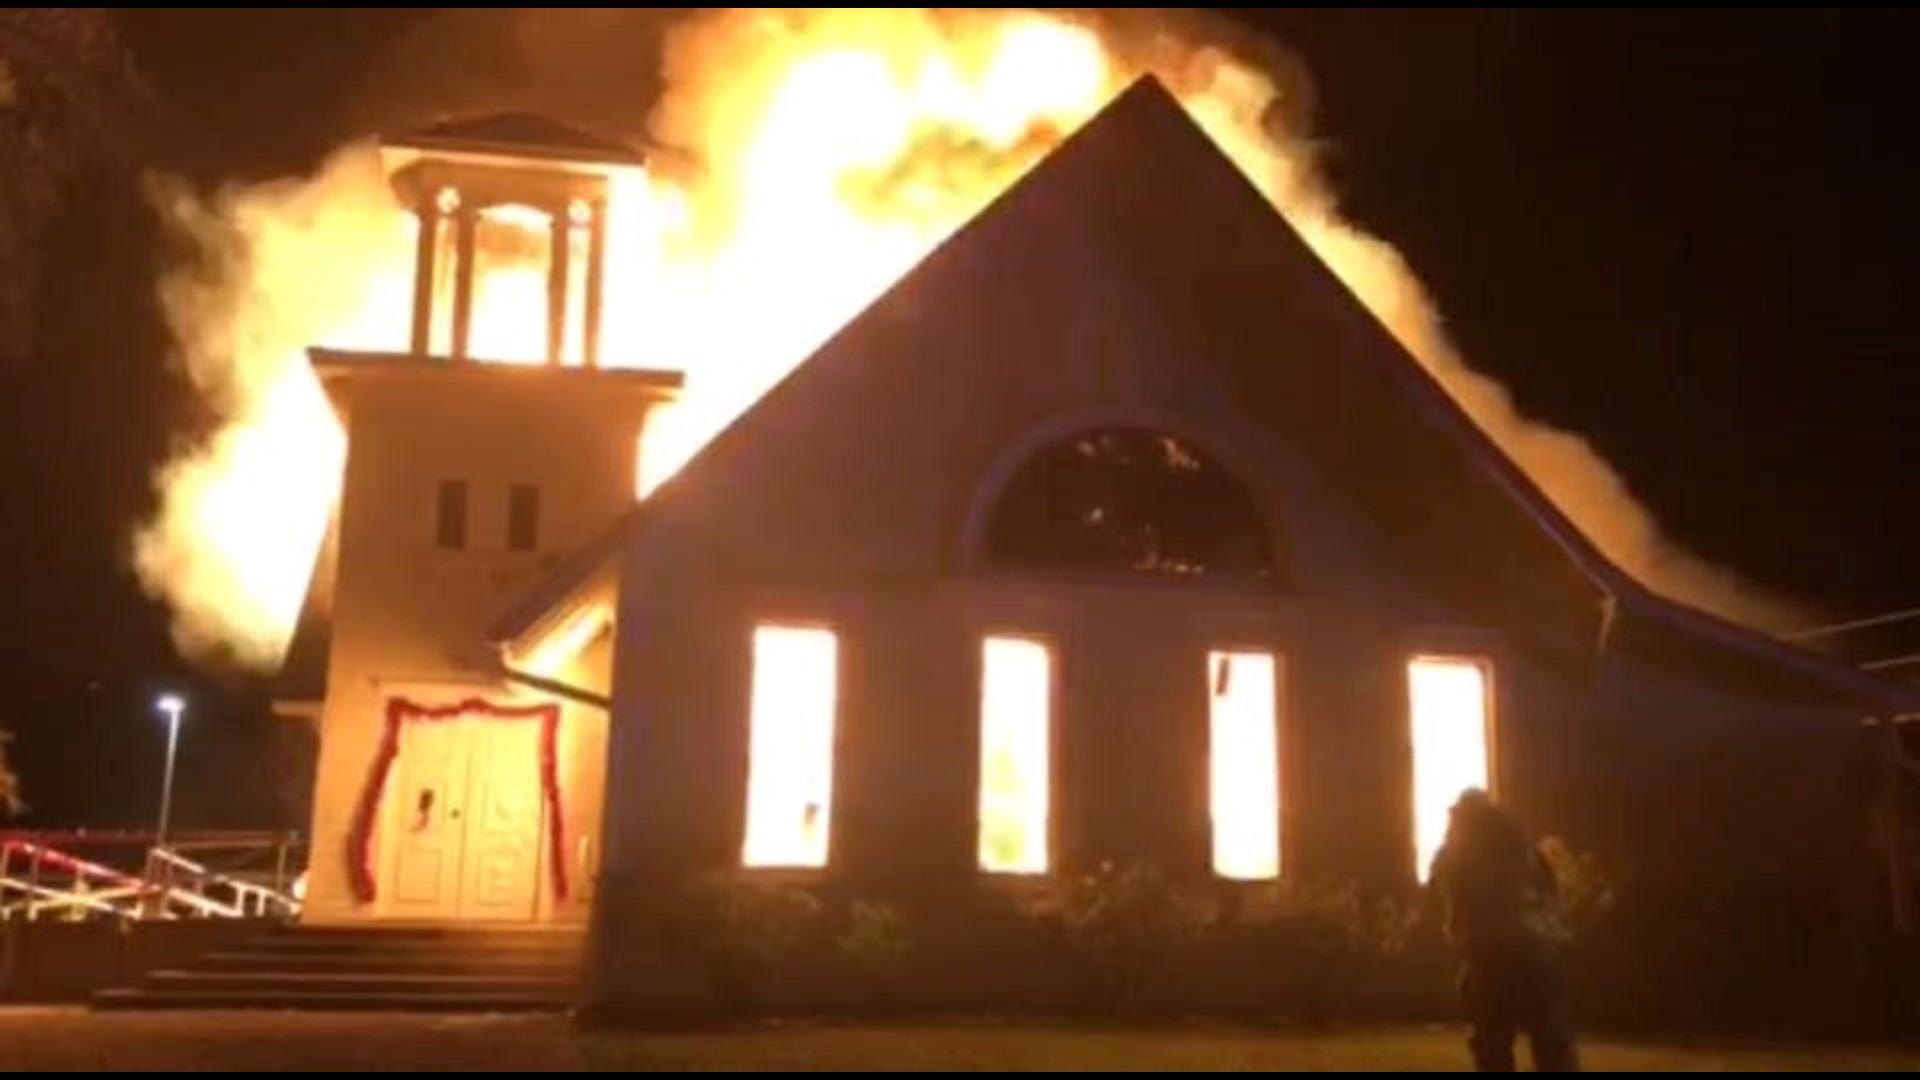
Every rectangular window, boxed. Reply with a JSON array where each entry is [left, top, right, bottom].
[[435, 480, 468, 550], [1208, 650, 1281, 881], [507, 483, 541, 552], [741, 625, 839, 870], [978, 635, 1053, 875], [1409, 656, 1494, 882]]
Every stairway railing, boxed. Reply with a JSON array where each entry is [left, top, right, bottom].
[[0, 830, 304, 922]]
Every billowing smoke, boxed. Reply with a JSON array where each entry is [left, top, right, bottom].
[[134, 149, 405, 667], [132, 8, 1802, 670]]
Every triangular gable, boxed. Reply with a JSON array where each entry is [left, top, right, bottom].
[[618, 76, 1610, 647], [509, 76, 1917, 713]]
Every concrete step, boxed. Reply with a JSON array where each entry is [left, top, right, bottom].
[[229, 937, 582, 961], [261, 923, 584, 942], [92, 987, 571, 1013], [194, 949, 579, 976], [141, 969, 577, 995], [89, 924, 589, 1013], [246, 930, 580, 954]]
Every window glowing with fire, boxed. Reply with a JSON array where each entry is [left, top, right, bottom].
[[1209, 650, 1282, 881], [1408, 657, 1494, 882], [978, 636, 1053, 875], [742, 625, 839, 870]]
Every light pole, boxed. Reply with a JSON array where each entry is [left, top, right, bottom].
[[154, 693, 185, 853], [145, 693, 186, 917]]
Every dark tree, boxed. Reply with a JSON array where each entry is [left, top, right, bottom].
[[0, 728, 21, 817], [0, 9, 163, 372]]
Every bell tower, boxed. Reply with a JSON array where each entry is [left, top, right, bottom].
[[286, 114, 677, 926], [380, 113, 645, 367]]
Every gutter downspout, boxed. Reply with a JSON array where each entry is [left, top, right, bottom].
[[497, 649, 612, 712]]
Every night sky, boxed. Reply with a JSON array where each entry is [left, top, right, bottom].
[[2, 9, 1915, 830]]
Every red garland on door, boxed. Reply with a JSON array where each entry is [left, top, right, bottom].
[[346, 697, 569, 905]]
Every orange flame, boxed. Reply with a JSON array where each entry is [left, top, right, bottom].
[[134, 8, 1795, 669]]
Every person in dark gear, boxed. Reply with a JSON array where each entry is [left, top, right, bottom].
[[1429, 790, 1580, 1072]]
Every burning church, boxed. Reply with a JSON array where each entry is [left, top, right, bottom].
[[255, 75, 1919, 1017], [114, 9, 1907, 1021]]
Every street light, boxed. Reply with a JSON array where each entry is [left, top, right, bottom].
[[154, 693, 185, 853]]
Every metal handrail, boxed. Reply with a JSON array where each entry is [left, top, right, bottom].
[[0, 832, 305, 922]]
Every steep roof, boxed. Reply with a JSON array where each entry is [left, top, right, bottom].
[[498, 76, 1920, 713], [489, 511, 633, 655]]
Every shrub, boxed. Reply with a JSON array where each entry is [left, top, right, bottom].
[[1538, 835, 1615, 934], [667, 873, 822, 1014], [835, 899, 915, 1011], [1026, 861, 1213, 1015], [1225, 878, 1430, 1025]]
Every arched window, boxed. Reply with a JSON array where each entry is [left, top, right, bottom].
[[982, 427, 1276, 581]]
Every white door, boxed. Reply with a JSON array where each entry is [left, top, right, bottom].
[[385, 715, 545, 922], [456, 719, 545, 921], [386, 720, 468, 920]]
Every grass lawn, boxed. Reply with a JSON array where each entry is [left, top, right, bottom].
[[1, 1010, 1917, 1071]]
